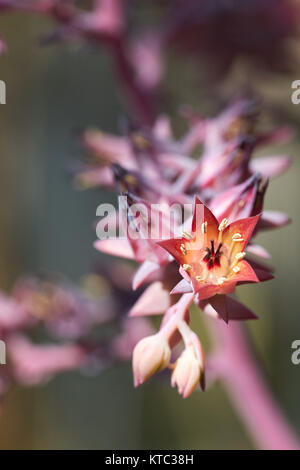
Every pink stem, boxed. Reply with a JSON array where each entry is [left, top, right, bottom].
[[109, 38, 156, 126], [210, 321, 299, 450], [160, 293, 195, 341]]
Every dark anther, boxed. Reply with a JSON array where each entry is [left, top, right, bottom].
[[214, 243, 223, 266], [203, 240, 222, 269]]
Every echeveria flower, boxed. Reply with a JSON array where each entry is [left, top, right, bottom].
[[158, 198, 261, 303]]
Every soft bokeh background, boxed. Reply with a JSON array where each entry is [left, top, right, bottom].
[[0, 7, 300, 449]]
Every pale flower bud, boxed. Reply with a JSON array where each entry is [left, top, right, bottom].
[[171, 343, 205, 398], [132, 333, 171, 387]]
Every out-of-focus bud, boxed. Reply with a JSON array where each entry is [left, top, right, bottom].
[[171, 342, 205, 398], [132, 333, 171, 387]]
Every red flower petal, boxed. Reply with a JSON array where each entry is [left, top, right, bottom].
[[192, 197, 219, 237], [229, 260, 260, 284], [194, 283, 220, 300], [222, 213, 261, 251], [209, 294, 229, 323], [157, 237, 187, 265]]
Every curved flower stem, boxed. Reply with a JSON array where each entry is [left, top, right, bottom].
[[209, 320, 299, 450], [108, 37, 156, 127], [160, 293, 195, 341]]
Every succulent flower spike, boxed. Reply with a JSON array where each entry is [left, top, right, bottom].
[[158, 198, 261, 301], [209, 174, 267, 224], [196, 138, 253, 193]]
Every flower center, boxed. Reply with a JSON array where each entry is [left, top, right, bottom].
[[181, 227, 246, 286], [203, 240, 223, 269]]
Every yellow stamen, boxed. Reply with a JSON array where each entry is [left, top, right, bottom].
[[183, 264, 192, 272], [180, 243, 187, 255], [230, 251, 246, 271], [196, 275, 204, 282], [218, 218, 228, 243], [233, 266, 240, 273], [235, 251, 246, 261], [232, 233, 242, 240], [218, 218, 228, 232], [229, 234, 244, 257], [201, 221, 207, 234], [217, 277, 227, 286]]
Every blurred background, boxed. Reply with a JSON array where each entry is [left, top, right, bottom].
[[0, 1, 300, 449]]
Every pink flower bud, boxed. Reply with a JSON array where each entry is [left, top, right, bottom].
[[132, 333, 171, 387], [171, 344, 204, 398]]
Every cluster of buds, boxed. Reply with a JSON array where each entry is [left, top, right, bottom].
[[133, 315, 205, 399], [88, 98, 292, 397]]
